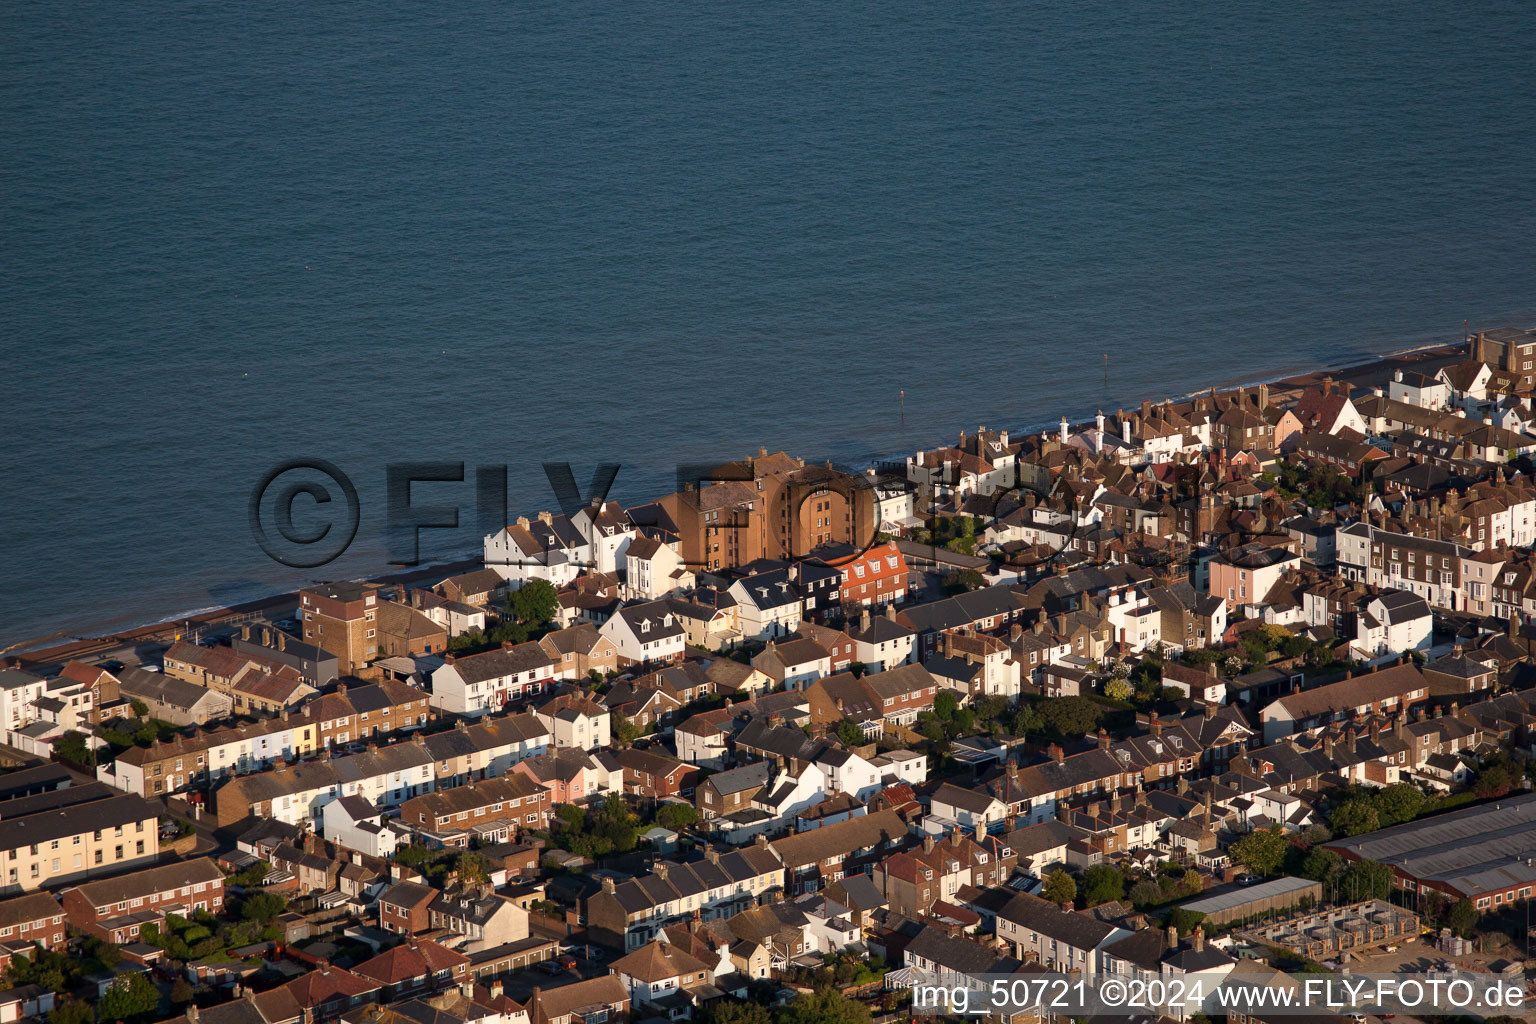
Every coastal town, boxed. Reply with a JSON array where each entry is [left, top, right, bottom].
[[11, 328, 1536, 1024]]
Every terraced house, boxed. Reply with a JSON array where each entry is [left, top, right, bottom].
[[60, 856, 225, 944], [0, 892, 65, 952], [0, 785, 160, 893], [213, 738, 436, 828], [398, 774, 551, 845], [584, 843, 784, 950], [97, 712, 318, 796], [429, 643, 561, 717], [309, 680, 432, 748]]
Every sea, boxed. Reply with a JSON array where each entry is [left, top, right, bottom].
[[3, 1, 1535, 649]]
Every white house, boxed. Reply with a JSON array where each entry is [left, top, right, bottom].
[[754, 764, 827, 824], [870, 748, 928, 787], [816, 747, 882, 801], [929, 782, 1007, 833], [1388, 369, 1451, 411], [573, 501, 636, 577], [532, 691, 612, 751], [428, 641, 559, 717], [599, 601, 687, 667], [484, 512, 590, 589], [1351, 590, 1432, 660], [625, 537, 690, 601], [727, 570, 804, 642], [321, 794, 398, 859]]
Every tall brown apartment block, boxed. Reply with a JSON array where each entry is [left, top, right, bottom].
[[300, 582, 379, 675], [659, 450, 877, 571]]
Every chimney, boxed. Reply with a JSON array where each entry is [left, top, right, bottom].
[[923, 834, 936, 854], [1193, 926, 1205, 952], [1094, 411, 1105, 452], [1141, 399, 1152, 420], [277, 633, 286, 652], [1010, 623, 1022, 642], [1060, 416, 1070, 443], [503, 640, 515, 652], [444, 653, 455, 665], [1324, 734, 1335, 759], [1204, 701, 1216, 720], [1149, 712, 1162, 737], [241, 625, 250, 641], [1121, 411, 1132, 445], [1097, 727, 1110, 750], [1168, 925, 1179, 950], [1048, 743, 1065, 764], [861, 609, 871, 633], [602, 877, 616, 893]]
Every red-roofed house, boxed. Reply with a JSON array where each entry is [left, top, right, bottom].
[[351, 938, 469, 999]]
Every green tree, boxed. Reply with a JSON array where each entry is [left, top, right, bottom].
[[941, 569, 986, 594], [1374, 784, 1426, 826], [976, 696, 1008, 723], [1103, 677, 1134, 701], [834, 719, 865, 746], [706, 1001, 772, 1024], [1036, 696, 1103, 739], [1301, 847, 1346, 886], [240, 891, 288, 923], [455, 851, 490, 884], [1165, 907, 1207, 937], [774, 987, 872, 1024], [1343, 859, 1393, 902], [1010, 705, 1043, 737], [1082, 864, 1125, 906], [1230, 827, 1287, 877], [54, 730, 97, 767], [97, 972, 159, 1023], [170, 979, 194, 1007], [1330, 799, 1380, 837], [1475, 764, 1516, 799], [1041, 869, 1077, 907], [49, 1001, 94, 1024], [612, 711, 640, 747], [509, 579, 559, 626], [1128, 879, 1164, 908], [934, 691, 959, 722], [1446, 898, 1478, 938], [655, 803, 699, 831]]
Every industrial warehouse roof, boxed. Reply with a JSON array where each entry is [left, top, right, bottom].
[[1181, 875, 1319, 916], [1325, 791, 1536, 899]]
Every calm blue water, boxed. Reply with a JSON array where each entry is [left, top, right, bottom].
[[3, 2, 1535, 647]]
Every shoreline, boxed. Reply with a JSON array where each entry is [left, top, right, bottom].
[[5, 336, 1482, 671]]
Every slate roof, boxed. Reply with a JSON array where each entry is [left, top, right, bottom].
[[996, 892, 1119, 951]]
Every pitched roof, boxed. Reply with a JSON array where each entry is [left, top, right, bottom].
[[352, 939, 468, 985], [769, 809, 908, 869], [1272, 663, 1426, 719], [610, 939, 710, 982]]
